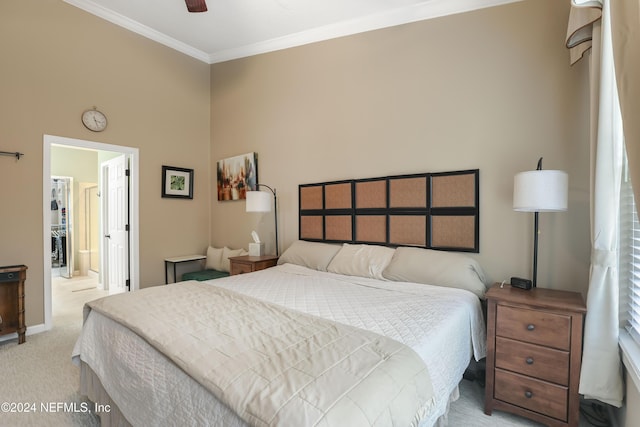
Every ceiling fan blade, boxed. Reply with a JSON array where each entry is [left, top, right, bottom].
[[185, 0, 207, 13]]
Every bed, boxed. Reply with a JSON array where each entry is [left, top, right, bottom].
[[72, 241, 488, 426], [72, 169, 488, 426]]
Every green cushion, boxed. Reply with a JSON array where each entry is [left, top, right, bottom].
[[181, 269, 230, 282]]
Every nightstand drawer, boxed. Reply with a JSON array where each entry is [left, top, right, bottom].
[[495, 369, 568, 421], [0, 271, 20, 282], [496, 336, 569, 385], [230, 263, 253, 275], [229, 255, 279, 276], [496, 305, 571, 350]]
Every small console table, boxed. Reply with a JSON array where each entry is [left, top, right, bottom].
[[164, 255, 206, 284], [0, 265, 27, 344]]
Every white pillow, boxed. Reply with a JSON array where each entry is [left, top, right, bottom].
[[277, 240, 341, 271], [327, 243, 395, 280], [205, 246, 224, 271], [221, 247, 248, 272], [382, 247, 488, 298]]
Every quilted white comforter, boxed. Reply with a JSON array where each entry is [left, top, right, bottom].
[[81, 281, 434, 426], [72, 263, 486, 426]]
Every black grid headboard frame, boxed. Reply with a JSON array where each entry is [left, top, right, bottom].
[[298, 169, 479, 252]]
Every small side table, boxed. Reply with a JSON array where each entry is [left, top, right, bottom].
[[0, 265, 27, 344], [164, 255, 206, 284], [229, 255, 278, 276]]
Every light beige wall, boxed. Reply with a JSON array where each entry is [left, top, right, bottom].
[[0, 0, 211, 326], [210, 0, 591, 294], [52, 146, 99, 182]]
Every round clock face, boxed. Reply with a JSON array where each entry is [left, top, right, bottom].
[[82, 109, 107, 132]]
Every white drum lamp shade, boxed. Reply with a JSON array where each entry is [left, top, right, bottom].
[[513, 170, 568, 212], [246, 190, 271, 213], [246, 185, 279, 255]]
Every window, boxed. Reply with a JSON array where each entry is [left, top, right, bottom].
[[622, 151, 640, 345]]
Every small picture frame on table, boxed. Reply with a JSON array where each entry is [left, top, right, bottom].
[[162, 166, 194, 199]]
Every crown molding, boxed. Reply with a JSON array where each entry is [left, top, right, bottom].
[[65, 0, 522, 64], [64, 0, 210, 63], [208, 0, 522, 63]]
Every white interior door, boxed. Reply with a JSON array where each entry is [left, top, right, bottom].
[[88, 185, 100, 272], [103, 155, 129, 294]]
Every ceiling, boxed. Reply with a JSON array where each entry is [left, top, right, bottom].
[[64, 0, 520, 64]]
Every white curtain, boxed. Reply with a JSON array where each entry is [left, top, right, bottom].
[[566, 0, 624, 407], [566, 0, 603, 65], [610, 0, 640, 216]]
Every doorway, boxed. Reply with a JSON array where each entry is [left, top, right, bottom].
[[50, 176, 74, 279], [42, 135, 140, 331]]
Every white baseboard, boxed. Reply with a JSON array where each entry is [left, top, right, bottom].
[[0, 323, 48, 343]]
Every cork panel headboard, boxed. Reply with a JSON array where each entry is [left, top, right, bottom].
[[389, 177, 427, 208], [355, 180, 386, 209], [389, 215, 427, 247], [355, 215, 387, 243], [298, 169, 479, 252], [324, 182, 352, 210]]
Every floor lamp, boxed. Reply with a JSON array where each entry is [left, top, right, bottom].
[[513, 158, 568, 287], [246, 184, 279, 256]]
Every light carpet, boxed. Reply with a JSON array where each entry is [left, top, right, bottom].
[[0, 275, 104, 426]]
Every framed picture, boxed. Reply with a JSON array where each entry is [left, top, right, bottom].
[[162, 166, 194, 199], [216, 152, 257, 201]]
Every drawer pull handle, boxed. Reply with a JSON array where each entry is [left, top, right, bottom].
[[526, 324, 535, 331], [526, 357, 534, 365], [525, 391, 533, 399]]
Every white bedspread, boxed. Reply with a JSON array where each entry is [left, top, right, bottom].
[[72, 263, 486, 426]]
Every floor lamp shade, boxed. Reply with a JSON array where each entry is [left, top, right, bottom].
[[513, 170, 568, 212], [246, 190, 271, 213], [245, 186, 279, 256], [513, 166, 568, 288]]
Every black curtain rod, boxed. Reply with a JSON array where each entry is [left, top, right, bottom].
[[0, 151, 24, 160]]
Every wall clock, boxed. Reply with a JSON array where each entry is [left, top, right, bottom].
[[81, 108, 108, 132]]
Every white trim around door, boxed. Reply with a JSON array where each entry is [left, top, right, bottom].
[[42, 134, 140, 331]]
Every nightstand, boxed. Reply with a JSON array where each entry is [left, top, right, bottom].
[[484, 284, 586, 427], [229, 255, 278, 276], [0, 265, 27, 344]]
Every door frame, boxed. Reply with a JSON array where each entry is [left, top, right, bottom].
[[42, 134, 140, 331]]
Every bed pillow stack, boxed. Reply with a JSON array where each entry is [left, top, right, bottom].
[[277, 240, 341, 271], [277, 240, 489, 298], [382, 246, 488, 298], [326, 243, 395, 280], [206, 246, 249, 273], [205, 246, 225, 271]]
